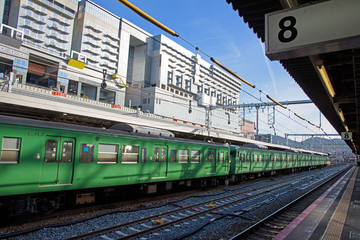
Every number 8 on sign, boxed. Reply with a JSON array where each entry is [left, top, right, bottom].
[[278, 16, 298, 43]]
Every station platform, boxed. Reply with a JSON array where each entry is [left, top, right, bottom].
[[274, 166, 360, 240]]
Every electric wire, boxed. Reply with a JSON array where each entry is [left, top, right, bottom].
[[114, 0, 337, 141], [0, 39, 324, 139], [2, 5, 337, 142]]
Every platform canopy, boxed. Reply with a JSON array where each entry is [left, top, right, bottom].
[[226, 0, 360, 153]]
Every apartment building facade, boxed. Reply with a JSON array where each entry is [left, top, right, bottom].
[[0, 0, 253, 135]]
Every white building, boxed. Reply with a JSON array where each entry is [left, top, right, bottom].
[[0, 0, 251, 135]]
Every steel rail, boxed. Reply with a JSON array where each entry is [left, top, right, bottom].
[[64, 179, 297, 240], [229, 166, 353, 239]]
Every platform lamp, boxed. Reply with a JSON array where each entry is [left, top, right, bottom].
[[317, 65, 335, 98]]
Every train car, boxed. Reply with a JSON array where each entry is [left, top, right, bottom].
[[229, 144, 328, 181], [0, 115, 230, 216]]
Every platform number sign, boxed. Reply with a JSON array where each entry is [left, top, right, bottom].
[[278, 16, 297, 43], [265, 0, 360, 60], [341, 132, 352, 140]]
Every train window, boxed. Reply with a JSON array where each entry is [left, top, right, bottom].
[[141, 148, 147, 163], [122, 145, 139, 163], [254, 154, 258, 162], [226, 151, 229, 162], [170, 149, 177, 162], [207, 150, 215, 162], [62, 141, 73, 163], [219, 152, 224, 163], [161, 148, 166, 162], [201, 151, 205, 162], [45, 140, 57, 163], [98, 144, 118, 164], [246, 154, 250, 162], [191, 150, 200, 163], [259, 155, 262, 162], [179, 149, 189, 163], [80, 144, 94, 163], [270, 155, 274, 162], [0, 137, 21, 163], [154, 148, 159, 162]]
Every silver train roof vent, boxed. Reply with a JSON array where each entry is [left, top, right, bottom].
[[110, 123, 175, 138]]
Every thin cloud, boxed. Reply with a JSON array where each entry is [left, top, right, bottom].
[[259, 40, 278, 95]]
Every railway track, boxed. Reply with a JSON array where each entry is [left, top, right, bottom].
[[229, 165, 353, 240], [0, 166, 344, 240], [62, 171, 336, 240]]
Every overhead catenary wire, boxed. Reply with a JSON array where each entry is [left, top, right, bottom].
[[5, 2, 335, 142], [115, 0, 337, 142]]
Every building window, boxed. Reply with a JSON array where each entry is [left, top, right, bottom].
[[13, 58, 29, 72], [98, 144, 118, 164], [185, 79, 191, 91], [217, 94, 222, 103], [58, 71, 69, 85], [204, 87, 209, 95], [176, 75, 182, 88], [81, 83, 97, 100], [100, 88, 115, 104], [167, 71, 173, 84], [122, 145, 139, 163], [68, 80, 78, 96], [0, 137, 21, 163]]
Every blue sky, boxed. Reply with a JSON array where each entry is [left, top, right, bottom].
[[92, 0, 339, 140]]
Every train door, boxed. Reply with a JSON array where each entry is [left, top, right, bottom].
[[208, 149, 216, 174], [153, 145, 167, 178], [40, 136, 75, 186]]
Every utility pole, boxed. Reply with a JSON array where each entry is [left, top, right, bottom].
[[210, 100, 313, 135]]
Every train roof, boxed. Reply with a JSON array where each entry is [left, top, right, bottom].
[[230, 144, 329, 156], [0, 115, 228, 148]]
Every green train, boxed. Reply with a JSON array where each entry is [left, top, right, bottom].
[[0, 115, 328, 217]]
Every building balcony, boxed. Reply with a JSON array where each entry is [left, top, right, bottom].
[[87, 56, 100, 63], [35, 0, 76, 19], [102, 47, 114, 54], [103, 32, 120, 41], [101, 54, 117, 62], [48, 16, 68, 26], [100, 61, 117, 70], [84, 24, 102, 33], [83, 39, 101, 48], [102, 39, 119, 48], [83, 48, 100, 56], [24, 4, 47, 16], [84, 32, 101, 40]]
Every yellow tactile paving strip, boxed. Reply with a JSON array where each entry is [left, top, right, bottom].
[[321, 167, 358, 240]]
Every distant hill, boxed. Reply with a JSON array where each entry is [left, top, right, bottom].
[[256, 134, 354, 161]]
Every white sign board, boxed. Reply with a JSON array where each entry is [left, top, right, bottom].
[[265, 0, 360, 60], [341, 132, 352, 140]]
